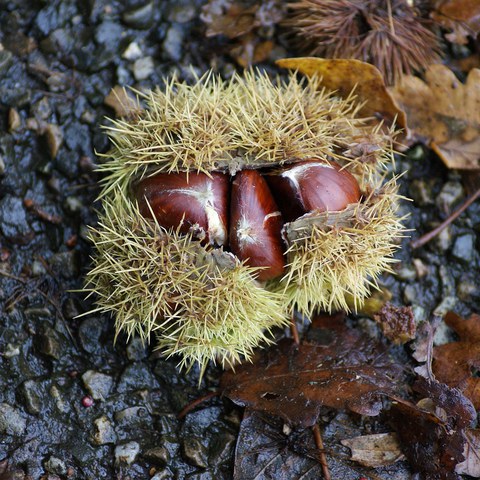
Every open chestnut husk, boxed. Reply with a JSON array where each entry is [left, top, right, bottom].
[[85, 70, 404, 374]]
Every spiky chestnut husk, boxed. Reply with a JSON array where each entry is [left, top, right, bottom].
[[84, 189, 288, 373], [87, 70, 404, 372], [284, 0, 441, 85]]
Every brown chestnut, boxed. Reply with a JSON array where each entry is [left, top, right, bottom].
[[229, 170, 285, 281], [265, 159, 361, 222], [135, 171, 229, 245]]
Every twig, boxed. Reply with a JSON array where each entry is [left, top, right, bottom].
[[177, 391, 219, 419], [290, 313, 300, 345], [312, 423, 331, 480], [411, 187, 480, 249]]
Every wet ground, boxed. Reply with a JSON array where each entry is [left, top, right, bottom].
[[0, 1, 479, 479]]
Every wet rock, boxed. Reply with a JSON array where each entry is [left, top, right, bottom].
[[209, 431, 235, 466], [117, 363, 157, 393], [122, 42, 142, 60], [151, 469, 174, 480], [48, 250, 79, 279], [166, 4, 197, 23], [44, 124, 63, 158], [126, 337, 147, 361], [163, 25, 184, 62], [0, 403, 27, 435], [36, 327, 64, 359], [20, 379, 44, 415], [82, 370, 113, 400], [115, 441, 140, 465], [182, 437, 208, 468], [144, 446, 170, 466], [44, 456, 67, 476], [92, 416, 117, 445], [115, 406, 150, 427], [452, 233, 476, 263], [0, 49, 13, 73], [133, 56, 154, 81], [78, 317, 105, 353], [0, 195, 32, 244], [436, 181, 464, 214], [123, 2, 155, 29], [8, 108, 21, 132]]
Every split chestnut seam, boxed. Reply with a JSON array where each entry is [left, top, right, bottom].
[[83, 70, 405, 375]]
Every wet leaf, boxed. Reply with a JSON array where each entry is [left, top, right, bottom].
[[276, 57, 407, 133], [341, 432, 404, 467], [390, 376, 476, 480], [456, 428, 480, 476], [390, 64, 480, 169], [373, 303, 416, 344], [221, 313, 403, 428], [233, 409, 324, 480], [430, 0, 480, 45], [433, 311, 480, 408]]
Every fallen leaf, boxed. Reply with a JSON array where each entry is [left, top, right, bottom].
[[431, 0, 480, 45], [433, 311, 480, 408], [373, 303, 416, 344], [234, 409, 324, 480], [341, 432, 404, 467], [390, 64, 480, 169], [276, 57, 407, 134], [390, 376, 476, 480], [221, 313, 403, 428], [456, 429, 480, 477]]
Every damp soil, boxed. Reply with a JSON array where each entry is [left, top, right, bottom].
[[0, 1, 479, 479]]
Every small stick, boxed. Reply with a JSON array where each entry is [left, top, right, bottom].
[[312, 423, 331, 480], [177, 391, 219, 419], [290, 313, 300, 345], [411, 187, 480, 250]]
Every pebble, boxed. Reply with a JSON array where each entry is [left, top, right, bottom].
[[36, 327, 64, 359], [0, 195, 31, 243], [115, 406, 149, 426], [126, 337, 147, 361], [92, 416, 117, 445], [44, 456, 67, 476], [396, 264, 417, 281], [44, 123, 63, 158], [0, 155, 5, 175], [8, 108, 21, 131], [208, 431, 235, 466], [144, 446, 170, 466], [32, 259, 47, 276], [20, 379, 43, 415], [433, 295, 458, 318], [115, 441, 141, 465], [452, 233, 476, 263], [436, 181, 464, 214], [409, 179, 434, 206], [182, 437, 208, 468], [0, 403, 27, 435], [123, 2, 155, 29], [48, 250, 79, 278], [0, 49, 13, 73], [432, 225, 452, 252], [78, 317, 105, 353], [166, 4, 196, 23], [82, 370, 113, 400], [163, 25, 184, 62], [151, 469, 174, 480], [133, 56, 154, 81], [122, 42, 142, 61]]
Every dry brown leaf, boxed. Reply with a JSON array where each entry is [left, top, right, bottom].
[[390, 64, 480, 170], [104, 86, 141, 118], [341, 432, 405, 468], [456, 429, 480, 477], [276, 57, 407, 134], [221, 313, 403, 428], [431, 0, 480, 45], [433, 312, 480, 408]]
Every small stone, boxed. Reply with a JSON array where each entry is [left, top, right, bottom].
[[166, 4, 196, 23], [44, 123, 63, 158], [162, 25, 184, 62], [8, 108, 21, 132], [0, 195, 32, 244], [122, 42, 142, 60], [182, 437, 208, 468], [409, 179, 434, 206], [104, 86, 139, 117], [457, 279, 479, 301], [436, 181, 464, 215], [82, 370, 113, 400], [433, 295, 458, 318], [126, 337, 147, 361], [64, 196, 83, 214], [432, 225, 452, 252], [32, 96, 52, 120], [20, 379, 43, 415], [78, 317, 105, 353], [123, 2, 155, 29], [433, 319, 453, 346], [115, 442, 140, 465], [92, 416, 117, 445], [396, 264, 416, 281], [411, 305, 428, 323], [0, 403, 26, 435], [452, 234, 476, 263], [0, 49, 13, 73], [3, 343, 20, 358], [48, 250, 79, 278], [36, 327, 64, 359], [0, 155, 5, 175], [151, 469, 174, 480], [402, 284, 417, 304], [44, 456, 67, 476], [133, 56, 154, 81], [412, 258, 429, 278], [32, 259, 47, 276], [144, 446, 170, 466], [209, 431, 235, 466]]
